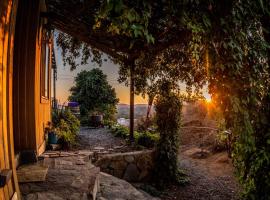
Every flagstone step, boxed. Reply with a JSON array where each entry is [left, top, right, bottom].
[[17, 164, 48, 183], [20, 151, 100, 200]]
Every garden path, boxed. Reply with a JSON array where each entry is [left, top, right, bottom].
[[77, 127, 240, 200]]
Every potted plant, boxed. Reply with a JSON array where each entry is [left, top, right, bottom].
[[45, 122, 58, 144]]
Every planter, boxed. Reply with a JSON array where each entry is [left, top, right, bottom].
[[48, 132, 58, 144], [89, 115, 103, 127]]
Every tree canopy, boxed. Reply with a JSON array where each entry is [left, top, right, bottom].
[[69, 68, 119, 120], [46, 0, 270, 198]]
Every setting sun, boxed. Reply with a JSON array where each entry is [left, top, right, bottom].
[[206, 98, 212, 103]]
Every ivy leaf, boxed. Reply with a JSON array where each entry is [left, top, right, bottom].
[[259, 0, 264, 13], [131, 24, 143, 37], [202, 15, 211, 28]]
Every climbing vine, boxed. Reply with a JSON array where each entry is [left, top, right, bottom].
[[54, 0, 270, 197], [154, 82, 187, 188]]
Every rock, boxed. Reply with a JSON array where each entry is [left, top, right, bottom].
[[123, 164, 140, 182], [124, 155, 135, 163], [96, 172, 159, 200], [113, 169, 124, 178], [69, 193, 88, 200], [25, 192, 64, 200], [137, 152, 154, 171], [109, 160, 127, 170], [139, 169, 150, 181], [94, 147, 105, 151], [76, 159, 86, 165], [71, 175, 85, 189]]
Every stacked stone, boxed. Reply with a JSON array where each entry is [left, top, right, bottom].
[[96, 150, 156, 182]]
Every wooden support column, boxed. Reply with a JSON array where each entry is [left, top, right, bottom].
[[129, 61, 135, 142]]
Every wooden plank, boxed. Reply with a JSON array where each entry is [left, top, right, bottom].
[[0, 0, 18, 199]]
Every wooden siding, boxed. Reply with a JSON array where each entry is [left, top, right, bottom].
[[0, 0, 20, 199], [13, 0, 51, 155]]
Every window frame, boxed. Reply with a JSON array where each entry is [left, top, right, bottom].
[[40, 28, 51, 104]]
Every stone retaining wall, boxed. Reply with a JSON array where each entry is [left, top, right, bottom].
[[95, 150, 156, 182]]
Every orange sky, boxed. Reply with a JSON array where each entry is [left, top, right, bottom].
[[55, 48, 210, 105], [55, 53, 147, 104]]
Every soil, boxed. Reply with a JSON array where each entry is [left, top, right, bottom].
[[76, 121, 240, 200], [160, 103, 240, 200]]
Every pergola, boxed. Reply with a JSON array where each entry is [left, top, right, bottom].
[[45, 0, 190, 138]]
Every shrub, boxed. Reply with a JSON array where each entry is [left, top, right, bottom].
[[135, 131, 160, 148], [109, 124, 159, 148], [110, 124, 129, 138], [52, 108, 80, 148]]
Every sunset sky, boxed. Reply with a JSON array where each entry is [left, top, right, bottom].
[[55, 49, 147, 105], [55, 45, 210, 105]]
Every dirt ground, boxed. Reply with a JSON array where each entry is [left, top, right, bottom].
[[74, 102, 240, 200], [161, 102, 240, 200]]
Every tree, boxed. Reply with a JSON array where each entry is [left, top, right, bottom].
[[48, 0, 270, 197], [69, 68, 119, 121]]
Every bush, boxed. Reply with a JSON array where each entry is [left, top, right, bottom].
[[52, 109, 80, 148], [135, 131, 160, 148], [109, 124, 159, 148], [110, 124, 129, 138], [103, 119, 116, 128]]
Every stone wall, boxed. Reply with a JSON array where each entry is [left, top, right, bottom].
[[95, 150, 156, 182]]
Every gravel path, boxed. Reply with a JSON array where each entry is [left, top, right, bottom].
[[76, 127, 240, 200], [76, 127, 124, 150], [75, 127, 138, 153]]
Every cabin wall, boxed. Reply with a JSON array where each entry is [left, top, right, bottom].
[[13, 0, 51, 155], [35, 0, 52, 155], [0, 0, 20, 199]]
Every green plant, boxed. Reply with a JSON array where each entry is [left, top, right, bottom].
[[103, 119, 116, 128], [52, 109, 80, 148], [153, 82, 185, 188], [69, 69, 119, 121], [135, 131, 159, 148], [110, 124, 129, 138]]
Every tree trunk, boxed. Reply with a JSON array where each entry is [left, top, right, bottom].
[[146, 94, 154, 120], [129, 62, 135, 142]]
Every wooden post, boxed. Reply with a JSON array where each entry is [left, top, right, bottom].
[[52, 42, 57, 109], [129, 61, 135, 142]]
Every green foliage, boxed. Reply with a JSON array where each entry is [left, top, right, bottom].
[[95, 0, 154, 44], [103, 119, 116, 128], [110, 124, 159, 148], [55, 0, 270, 197], [110, 124, 129, 138], [153, 82, 185, 188], [69, 68, 119, 122], [136, 131, 159, 148], [52, 109, 80, 147]]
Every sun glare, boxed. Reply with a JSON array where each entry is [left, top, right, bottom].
[[206, 98, 212, 103]]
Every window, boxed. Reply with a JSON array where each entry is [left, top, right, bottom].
[[40, 29, 50, 101]]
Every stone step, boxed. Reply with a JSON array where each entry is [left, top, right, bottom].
[[20, 151, 100, 200], [17, 164, 48, 183]]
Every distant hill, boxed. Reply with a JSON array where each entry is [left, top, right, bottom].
[[117, 104, 155, 119]]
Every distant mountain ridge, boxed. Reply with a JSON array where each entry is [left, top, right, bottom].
[[117, 104, 154, 119]]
